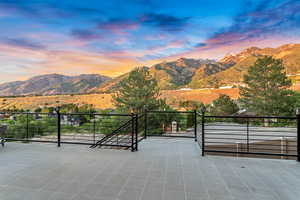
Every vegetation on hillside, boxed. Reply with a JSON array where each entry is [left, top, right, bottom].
[[178, 100, 204, 111], [0, 74, 111, 96], [96, 44, 300, 92]]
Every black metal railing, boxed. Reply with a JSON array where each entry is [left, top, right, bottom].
[[90, 116, 134, 150], [1, 109, 299, 160], [199, 113, 299, 161], [0, 112, 58, 144], [0, 111, 138, 151]]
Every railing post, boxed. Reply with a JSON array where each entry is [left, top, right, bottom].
[[297, 113, 300, 162], [56, 109, 61, 147], [236, 142, 240, 157], [93, 114, 96, 145], [194, 110, 197, 142], [135, 114, 138, 151], [247, 119, 249, 152], [144, 110, 147, 139], [26, 113, 29, 141], [131, 113, 135, 152], [201, 111, 205, 157]]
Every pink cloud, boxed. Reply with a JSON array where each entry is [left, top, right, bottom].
[[144, 34, 167, 40], [98, 21, 139, 35], [0, 41, 142, 79]]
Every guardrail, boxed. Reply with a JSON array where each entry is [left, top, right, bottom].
[[198, 113, 299, 161], [0, 111, 139, 150], [1, 109, 299, 160]]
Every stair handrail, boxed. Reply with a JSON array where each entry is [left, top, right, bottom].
[[90, 118, 133, 148]]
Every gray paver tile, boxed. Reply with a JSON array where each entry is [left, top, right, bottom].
[[0, 139, 299, 200], [118, 187, 142, 200], [163, 189, 185, 200]]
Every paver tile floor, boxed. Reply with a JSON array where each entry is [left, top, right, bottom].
[[0, 138, 299, 200]]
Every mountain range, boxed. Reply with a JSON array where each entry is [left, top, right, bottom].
[[0, 74, 111, 96], [95, 43, 300, 92], [1, 43, 300, 96]]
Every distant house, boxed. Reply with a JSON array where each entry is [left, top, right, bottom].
[[234, 109, 256, 117], [234, 109, 277, 126], [234, 109, 256, 116], [219, 85, 234, 89], [9, 115, 16, 121], [179, 88, 192, 91], [61, 115, 80, 126], [48, 112, 56, 118], [34, 113, 41, 120]]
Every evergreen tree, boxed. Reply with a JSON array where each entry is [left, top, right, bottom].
[[239, 56, 293, 116], [179, 100, 204, 111], [210, 94, 239, 115], [112, 67, 164, 113]]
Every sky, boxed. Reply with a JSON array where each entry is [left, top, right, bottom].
[[0, 0, 300, 83]]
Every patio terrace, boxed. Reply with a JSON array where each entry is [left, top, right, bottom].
[[0, 138, 300, 200]]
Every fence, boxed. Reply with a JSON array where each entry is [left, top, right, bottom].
[[1, 110, 299, 160], [143, 110, 299, 161], [0, 111, 141, 151], [199, 113, 299, 161]]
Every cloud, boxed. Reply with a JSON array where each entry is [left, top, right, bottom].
[[2, 0, 300, 83], [164, 0, 300, 60], [141, 13, 190, 32], [95, 13, 190, 33], [0, 0, 105, 21], [97, 18, 139, 33], [71, 29, 102, 40], [2, 38, 46, 50], [206, 0, 300, 47], [0, 41, 141, 79], [194, 43, 207, 48]]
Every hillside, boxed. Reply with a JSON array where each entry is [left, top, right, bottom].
[[2, 84, 300, 111], [148, 58, 220, 89], [95, 43, 300, 92], [189, 44, 300, 88], [0, 74, 112, 96], [94, 58, 228, 92], [0, 88, 240, 110]]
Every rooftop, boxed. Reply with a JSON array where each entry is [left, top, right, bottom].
[[0, 138, 300, 200]]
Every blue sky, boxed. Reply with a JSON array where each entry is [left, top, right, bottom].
[[0, 0, 299, 82]]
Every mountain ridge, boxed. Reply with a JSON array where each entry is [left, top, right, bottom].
[[1, 43, 300, 96], [0, 73, 112, 96], [95, 43, 300, 92]]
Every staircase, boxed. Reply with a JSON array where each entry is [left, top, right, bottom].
[[90, 118, 135, 150]]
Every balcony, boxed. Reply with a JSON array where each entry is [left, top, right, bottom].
[[1, 138, 300, 200]]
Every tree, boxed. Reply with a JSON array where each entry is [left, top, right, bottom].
[[179, 100, 204, 111], [34, 107, 42, 113], [239, 56, 293, 116], [286, 91, 300, 115], [208, 76, 221, 88], [210, 94, 239, 115], [112, 67, 164, 113]]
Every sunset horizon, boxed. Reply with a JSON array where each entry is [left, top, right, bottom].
[[0, 0, 300, 83]]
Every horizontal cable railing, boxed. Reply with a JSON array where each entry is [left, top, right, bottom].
[[201, 115, 298, 160]]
